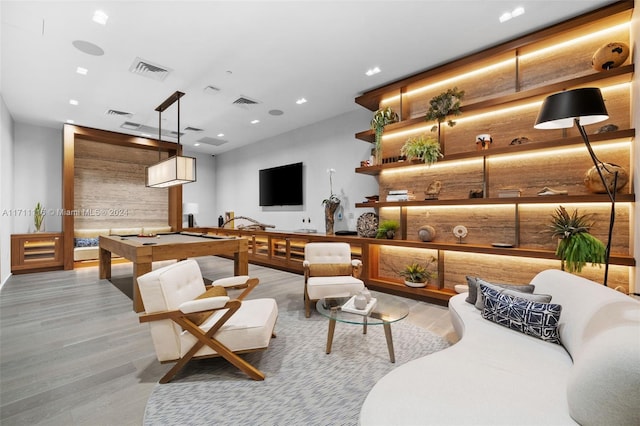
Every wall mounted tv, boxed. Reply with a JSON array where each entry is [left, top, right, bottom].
[[259, 162, 303, 206]]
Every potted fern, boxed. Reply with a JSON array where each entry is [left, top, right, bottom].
[[549, 206, 606, 273], [400, 134, 443, 166], [376, 220, 400, 239], [370, 106, 399, 164], [399, 256, 437, 287]]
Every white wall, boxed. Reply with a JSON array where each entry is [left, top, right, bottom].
[[12, 123, 63, 233], [181, 149, 217, 227], [214, 109, 378, 232], [1, 96, 14, 286]]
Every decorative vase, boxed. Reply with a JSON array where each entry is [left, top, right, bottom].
[[324, 201, 340, 235], [360, 287, 372, 303], [405, 280, 428, 288], [354, 293, 368, 310], [386, 230, 395, 239]]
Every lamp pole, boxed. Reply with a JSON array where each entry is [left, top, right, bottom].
[[575, 119, 617, 287]]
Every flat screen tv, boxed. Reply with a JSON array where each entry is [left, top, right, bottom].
[[259, 162, 303, 206]]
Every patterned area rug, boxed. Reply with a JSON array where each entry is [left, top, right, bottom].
[[144, 307, 450, 425]]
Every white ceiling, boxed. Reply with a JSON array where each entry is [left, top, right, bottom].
[[1, 0, 616, 155]]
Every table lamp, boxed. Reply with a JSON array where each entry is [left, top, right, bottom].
[[534, 87, 615, 287]]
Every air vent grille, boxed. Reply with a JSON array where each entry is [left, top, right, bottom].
[[129, 57, 172, 81], [197, 136, 228, 146], [232, 96, 261, 109], [106, 109, 133, 118]]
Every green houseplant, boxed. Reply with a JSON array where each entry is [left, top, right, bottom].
[[399, 256, 437, 287], [425, 87, 465, 142], [34, 202, 44, 232], [376, 219, 400, 239], [549, 206, 606, 273], [400, 134, 443, 165], [370, 106, 399, 163]]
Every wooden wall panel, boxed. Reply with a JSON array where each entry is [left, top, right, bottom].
[[487, 144, 631, 196], [443, 251, 630, 293], [379, 161, 484, 201], [74, 139, 169, 229], [519, 26, 630, 90]]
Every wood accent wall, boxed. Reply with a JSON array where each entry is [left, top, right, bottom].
[[62, 125, 183, 269], [74, 138, 169, 229]]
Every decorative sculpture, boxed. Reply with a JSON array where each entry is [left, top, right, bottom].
[[222, 216, 275, 231]]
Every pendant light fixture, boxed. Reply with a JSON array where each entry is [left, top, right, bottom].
[[146, 91, 196, 188]]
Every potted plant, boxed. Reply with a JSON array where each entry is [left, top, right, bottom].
[[322, 168, 340, 235], [400, 134, 443, 166], [549, 206, 606, 273], [399, 256, 437, 287], [425, 87, 465, 143], [34, 202, 44, 232], [370, 106, 399, 164], [376, 220, 399, 239]]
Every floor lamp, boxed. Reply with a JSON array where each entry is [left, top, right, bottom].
[[534, 87, 616, 287]]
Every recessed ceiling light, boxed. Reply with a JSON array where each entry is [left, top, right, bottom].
[[499, 6, 524, 23], [66, 119, 75, 124], [93, 10, 108, 25], [251, 119, 260, 124], [69, 99, 79, 106], [141, 133, 152, 138], [296, 98, 307, 105], [217, 133, 225, 137], [194, 143, 201, 147], [366, 67, 381, 76], [76, 67, 88, 75]]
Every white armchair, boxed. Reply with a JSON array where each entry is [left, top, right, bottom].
[[303, 242, 364, 318], [137, 259, 278, 383]]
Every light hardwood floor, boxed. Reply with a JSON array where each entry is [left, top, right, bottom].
[[0, 256, 457, 426]]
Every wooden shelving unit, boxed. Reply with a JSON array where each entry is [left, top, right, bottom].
[[353, 0, 636, 297]]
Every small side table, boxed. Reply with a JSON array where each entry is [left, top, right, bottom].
[[11, 232, 64, 274], [315, 293, 409, 362]]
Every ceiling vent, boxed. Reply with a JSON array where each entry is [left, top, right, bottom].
[[120, 122, 183, 138], [121, 121, 141, 130], [197, 136, 228, 146], [106, 109, 133, 118], [232, 95, 261, 109], [204, 85, 221, 95], [129, 57, 172, 81]]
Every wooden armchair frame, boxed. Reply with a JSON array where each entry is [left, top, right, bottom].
[[139, 277, 275, 383]]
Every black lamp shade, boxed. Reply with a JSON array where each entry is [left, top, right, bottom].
[[534, 87, 609, 129]]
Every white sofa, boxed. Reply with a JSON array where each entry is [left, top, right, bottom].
[[360, 269, 640, 425], [74, 226, 172, 261]]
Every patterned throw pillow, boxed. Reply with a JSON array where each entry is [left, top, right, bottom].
[[480, 284, 562, 344], [74, 237, 100, 247], [474, 279, 536, 310]]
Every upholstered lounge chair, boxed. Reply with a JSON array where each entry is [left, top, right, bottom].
[[137, 259, 278, 383], [303, 242, 364, 318]]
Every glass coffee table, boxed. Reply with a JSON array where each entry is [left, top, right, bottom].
[[316, 293, 409, 363]]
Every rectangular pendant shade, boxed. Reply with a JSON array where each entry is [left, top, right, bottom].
[[146, 155, 196, 188]]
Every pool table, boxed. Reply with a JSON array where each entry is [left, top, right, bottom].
[[99, 232, 248, 312]]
